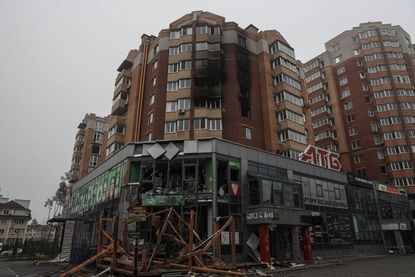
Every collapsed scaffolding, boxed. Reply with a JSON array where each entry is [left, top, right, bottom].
[[61, 143, 247, 276], [59, 208, 242, 276]]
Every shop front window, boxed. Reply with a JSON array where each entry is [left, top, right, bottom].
[[258, 178, 302, 208], [262, 179, 272, 204]]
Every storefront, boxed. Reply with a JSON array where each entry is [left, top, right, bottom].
[[374, 183, 414, 254], [64, 139, 414, 263]]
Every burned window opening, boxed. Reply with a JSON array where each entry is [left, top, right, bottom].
[[194, 97, 222, 109], [217, 160, 228, 196], [240, 97, 251, 118], [194, 55, 224, 99], [237, 48, 251, 118], [135, 157, 214, 199]]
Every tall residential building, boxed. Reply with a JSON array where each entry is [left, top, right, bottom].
[[61, 14, 415, 266], [107, 50, 137, 158], [68, 113, 108, 183], [0, 197, 31, 245], [107, 11, 310, 159], [304, 22, 415, 188]]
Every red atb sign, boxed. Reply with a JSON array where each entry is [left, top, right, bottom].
[[299, 145, 341, 171]]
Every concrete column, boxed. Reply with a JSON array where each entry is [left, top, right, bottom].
[[259, 224, 271, 263], [207, 207, 213, 237], [291, 226, 301, 260], [211, 153, 217, 235], [211, 153, 218, 255], [302, 226, 313, 260]]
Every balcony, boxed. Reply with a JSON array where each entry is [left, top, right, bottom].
[[70, 164, 80, 172], [309, 95, 329, 107], [314, 136, 337, 146], [72, 151, 82, 159], [194, 84, 221, 98], [278, 120, 306, 135], [111, 98, 128, 116], [107, 132, 125, 146], [68, 174, 79, 183], [113, 83, 129, 99], [194, 50, 221, 60], [274, 82, 302, 94], [76, 129, 85, 137], [276, 101, 304, 115], [270, 51, 297, 65], [280, 140, 307, 152], [113, 71, 131, 98], [107, 115, 126, 130], [195, 60, 221, 77], [194, 108, 222, 118], [117, 61, 133, 72]]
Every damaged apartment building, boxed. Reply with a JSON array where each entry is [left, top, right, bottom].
[[61, 11, 415, 266]]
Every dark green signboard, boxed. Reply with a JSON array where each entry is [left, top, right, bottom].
[[70, 161, 128, 215], [141, 194, 185, 206]]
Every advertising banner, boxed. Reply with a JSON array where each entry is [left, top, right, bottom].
[[70, 161, 127, 215]]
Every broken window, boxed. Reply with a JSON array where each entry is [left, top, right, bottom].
[[237, 49, 251, 118]]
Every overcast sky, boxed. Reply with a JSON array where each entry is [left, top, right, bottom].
[[0, 0, 414, 223]]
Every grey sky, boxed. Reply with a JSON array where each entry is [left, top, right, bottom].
[[0, 0, 414, 223]]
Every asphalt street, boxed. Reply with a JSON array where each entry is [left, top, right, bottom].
[[0, 255, 414, 276], [0, 259, 65, 277], [274, 255, 415, 277]]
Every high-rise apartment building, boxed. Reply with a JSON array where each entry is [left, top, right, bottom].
[[304, 22, 415, 187], [70, 16, 415, 192], [61, 13, 415, 266], [68, 113, 108, 183], [107, 11, 310, 160], [107, 50, 137, 158]]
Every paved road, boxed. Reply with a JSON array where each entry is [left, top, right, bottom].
[[0, 255, 414, 276], [274, 255, 415, 277], [0, 258, 65, 277]]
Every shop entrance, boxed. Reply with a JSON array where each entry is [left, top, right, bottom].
[[270, 225, 293, 261]]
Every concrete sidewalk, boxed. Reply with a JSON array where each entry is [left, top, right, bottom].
[[241, 254, 391, 276]]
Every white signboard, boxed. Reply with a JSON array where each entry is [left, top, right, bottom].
[[302, 179, 348, 209], [246, 233, 260, 250], [60, 220, 75, 260]]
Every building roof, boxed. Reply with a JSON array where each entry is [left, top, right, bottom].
[[0, 200, 30, 211]]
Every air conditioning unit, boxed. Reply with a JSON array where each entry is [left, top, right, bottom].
[[178, 109, 186, 114]]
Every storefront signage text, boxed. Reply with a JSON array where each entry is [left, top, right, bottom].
[[299, 145, 341, 171], [246, 211, 279, 221]]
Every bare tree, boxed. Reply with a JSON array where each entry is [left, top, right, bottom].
[[45, 172, 68, 219], [44, 198, 53, 221]]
